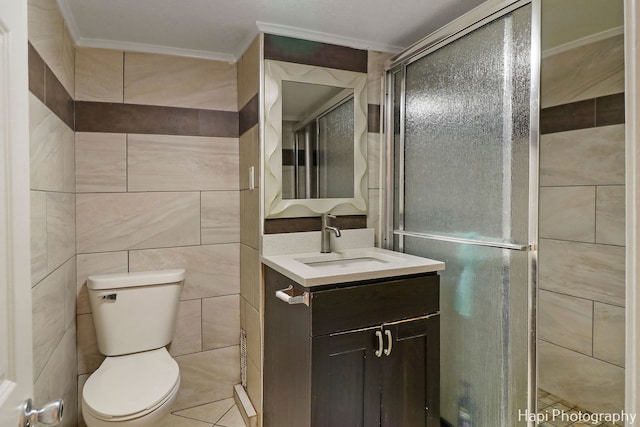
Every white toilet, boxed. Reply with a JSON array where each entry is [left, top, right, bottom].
[[81, 269, 185, 427]]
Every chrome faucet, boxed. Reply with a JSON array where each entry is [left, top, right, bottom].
[[321, 213, 341, 253]]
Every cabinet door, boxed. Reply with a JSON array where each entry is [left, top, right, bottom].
[[264, 267, 312, 427], [381, 316, 440, 427], [312, 329, 382, 427]]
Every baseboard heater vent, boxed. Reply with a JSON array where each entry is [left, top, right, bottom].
[[240, 328, 247, 388]]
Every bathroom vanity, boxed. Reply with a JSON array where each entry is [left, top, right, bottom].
[[262, 248, 444, 427]]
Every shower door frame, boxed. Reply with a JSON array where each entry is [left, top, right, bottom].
[[382, 0, 541, 425]]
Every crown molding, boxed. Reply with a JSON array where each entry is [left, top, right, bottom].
[[75, 37, 237, 62], [256, 21, 403, 54], [542, 26, 624, 58], [234, 28, 261, 59], [56, 0, 81, 41], [57, 0, 237, 62]]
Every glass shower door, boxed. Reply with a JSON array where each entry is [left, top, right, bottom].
[[387, 3, 538, 426], [317, 97, 355, 198]]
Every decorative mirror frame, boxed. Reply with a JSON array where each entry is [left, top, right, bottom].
[[263, 59, 368, 218]]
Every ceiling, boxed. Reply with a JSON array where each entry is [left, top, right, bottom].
[[57, 0, 624, 62], [57, 0, 487, 62]]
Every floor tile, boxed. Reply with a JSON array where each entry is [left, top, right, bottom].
[[173, 398, 236, 424], [217, 405, 246, 427], [537, 390, 616, 427], [159, 414, 213, 427]]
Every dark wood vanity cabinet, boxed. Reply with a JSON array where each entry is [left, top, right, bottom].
[[264, 266, 440, 427]]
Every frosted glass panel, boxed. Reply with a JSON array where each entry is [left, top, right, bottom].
[[318, 98, 354, 198], [403, 6, 531, 244], [405, 237, 529, 426], [392, 4, 534, 426]]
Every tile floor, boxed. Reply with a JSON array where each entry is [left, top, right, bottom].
[[159, 398, 246, 427], [537, 390, 620, 427], [157, 390, 623, 427]]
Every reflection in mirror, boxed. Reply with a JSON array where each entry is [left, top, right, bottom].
[[281, 81, 354, 199], [263, 59, 367, 219]]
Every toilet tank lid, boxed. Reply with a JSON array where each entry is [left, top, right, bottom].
[[87, 269, 185, 290]]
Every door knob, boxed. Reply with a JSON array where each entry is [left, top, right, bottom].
[[20, 398, 63, 426]]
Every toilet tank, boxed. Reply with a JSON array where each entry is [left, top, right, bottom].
[[87, 269, 185, 356]]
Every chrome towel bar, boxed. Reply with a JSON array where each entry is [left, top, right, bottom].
[[394, 230, 534, 251], [275, 285, 310, 306]]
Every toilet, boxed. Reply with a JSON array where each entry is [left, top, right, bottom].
[[81, 269, 185, 427]]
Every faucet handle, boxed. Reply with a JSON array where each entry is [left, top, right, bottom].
[[321, 212, 336, 226], [322, 213, 341, 237], [320, 213, 341, 253]]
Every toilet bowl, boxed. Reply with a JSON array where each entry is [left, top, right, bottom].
[[81, 269, 185, 427], [82, 348, 180, 427]]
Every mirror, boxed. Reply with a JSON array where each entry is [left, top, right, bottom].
[[282, 81, 355, 199], [264, 60, 368, 218]]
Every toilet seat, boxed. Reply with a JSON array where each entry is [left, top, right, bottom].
[[83, 348, 180, 422]]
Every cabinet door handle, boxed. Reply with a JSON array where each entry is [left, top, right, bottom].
[[384, 329, 393, 356], [375, 330, 384, 357]]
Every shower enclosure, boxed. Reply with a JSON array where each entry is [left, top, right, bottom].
[[384, 1, 539, 425]]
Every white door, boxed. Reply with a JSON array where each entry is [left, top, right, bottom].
[[0, 0, 35, 425]]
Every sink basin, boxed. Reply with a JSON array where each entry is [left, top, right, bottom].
[[261, 247, 445, 287], [298, 256, 389, 268], [293, 250, 401, 269]]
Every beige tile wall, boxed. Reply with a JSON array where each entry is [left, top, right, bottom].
[[541, 34, 624, 109], [538, 34, 626, 413], [538, 290, 593, 355], [237, 37, 260, 111], [74, 48, 241, 426], [127, 134, 239, 191], [29, 94, 75, 194], [28, 1, 78, 425], [539, 341, 624, 413], [75, 48, 124, 103], [75, 132, 127, 192], [124, 52, 237, 111], [28, 0, 75, 95], [76, 192, 201, 252], [539, 124, 625, 186], [238, 35, 262, 425]]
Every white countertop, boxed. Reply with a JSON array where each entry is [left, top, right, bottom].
[[261, 247, 445, 288]]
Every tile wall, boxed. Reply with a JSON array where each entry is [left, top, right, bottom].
[[538, 33, 625, 413], [74, 48, 241, 425], [28, 9, 391, 424], [28, 1, 78, 426], [237, 35, 262, 424], [238, 34, 391, 427]]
